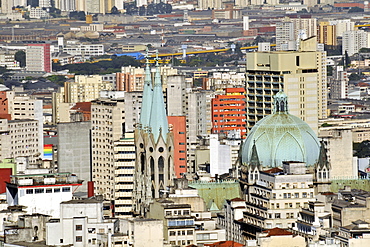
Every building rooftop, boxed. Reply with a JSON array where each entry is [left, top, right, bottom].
[[8, 172, 83, 187], [263, 227, 293, 237]]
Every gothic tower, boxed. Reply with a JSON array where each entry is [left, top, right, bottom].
[[314, 141, 331, 194], [133, 53, 175, 216]]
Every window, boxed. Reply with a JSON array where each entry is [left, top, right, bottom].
[[76, 236, 82, 242], [62, 187, 71, 192], [60, 239, 63, 243], [166, 211, 172, 216], [183, 210, 190, 215], [187, 230, 193, 235], [169, 231, 176, 236], [76, 225, 82, 231], [294, 193, 299, 198], [182, 230, 186, 235], [35, 189, 44, 194], [26, 189, 33, 194], [54, 188, 60, 193], [303, 192, 307, 198], [275, 213, 281, 218], [46, 189, 52, 193]]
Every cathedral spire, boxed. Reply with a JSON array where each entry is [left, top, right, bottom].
[[249, 140, 261, 169], [139, 48, 153, 128], [317, 141, 330, 169], [148, 50, 169, 142]]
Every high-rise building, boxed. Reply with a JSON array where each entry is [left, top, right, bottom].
[[168, 116, 187, 178], [133, 60, 175, 216], [245, 37, 327, 134], [91, 98, 125, 200], [329, 66, 348, 99], [0, 118, 39, 163], [0, 90, 44, 160], [276, 16, 317, 51], [64, 75, 114, 103], [1, 0, 13, 14], [276, 21, 295, 51], [318, 21, 337, 46], [58, 121, 91, 192], [329, 19, 355, 37], [342, 30, 368, 56], [26, 44, 51, 73], [114, 133, 135, 218], [211, 88, 247, 139]]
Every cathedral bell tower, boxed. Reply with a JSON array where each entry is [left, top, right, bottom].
[[133, 51, 175, 216]]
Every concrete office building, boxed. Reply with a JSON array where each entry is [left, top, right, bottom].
[[58, 121, 91, 192], [329, 19, 355, 37], [245, 37, 327, 134], [6, 173, 82, 218], [26, 44, 51, 72], [91, 98, 125, 200], [46, 198, 118, 246], [0, 118, 40, 164], [276, 16, 317, 51], [342, 30, 368, 56]]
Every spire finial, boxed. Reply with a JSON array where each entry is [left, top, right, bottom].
[[155, 50, 159, 67], [145, 47, 150, 65]]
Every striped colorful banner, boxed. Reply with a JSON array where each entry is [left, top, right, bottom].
[[44, 144, 53, 160]]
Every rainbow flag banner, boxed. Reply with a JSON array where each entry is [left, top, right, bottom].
[[44, 144, 53, 160]]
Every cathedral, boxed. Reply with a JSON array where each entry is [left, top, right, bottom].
[[133, 55, 175, 216]]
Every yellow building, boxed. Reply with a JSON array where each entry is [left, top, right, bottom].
[[318, 21, 337, 46], [245, 37, 327, 134], [64, 75, 113, 103]]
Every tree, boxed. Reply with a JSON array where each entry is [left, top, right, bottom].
[[110, 6, 120, 14], [327, 66, 333, 76], [69, 11, 86, 21], [353, 141, 370, 158], [348, 73, 361, 81], [348, 7, 364, 13], [47, 75, 67, 86], [15, 50, 26, 67], [253, 36, 266, 45], [344, 51, 351, 67]]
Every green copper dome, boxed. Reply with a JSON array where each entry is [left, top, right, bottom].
[[241, 92, 320, 167]]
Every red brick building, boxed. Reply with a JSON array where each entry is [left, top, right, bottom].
[[211, 88, 247, 139]]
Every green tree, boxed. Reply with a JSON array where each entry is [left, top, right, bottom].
[[110, 6, 120, 14], [348, 73, 361, 81], [354, 141, 370, 158], [47, 75, 67, 86], [69, 11, 86, 20], [348, 7, 364, 13], [327, 66, 333, 76], [15, 50, 26, 67]]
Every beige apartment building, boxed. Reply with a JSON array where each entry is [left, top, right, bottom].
[[116, 66, 178, 92], [64, 75, 113, 103], [114, 133, 135, 218], [91, 98, 125, 201], [52, 75, 113, 124], [0, 118, 39, 164], [242, 162, 316, 239], [245, 37, 327, 134]]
